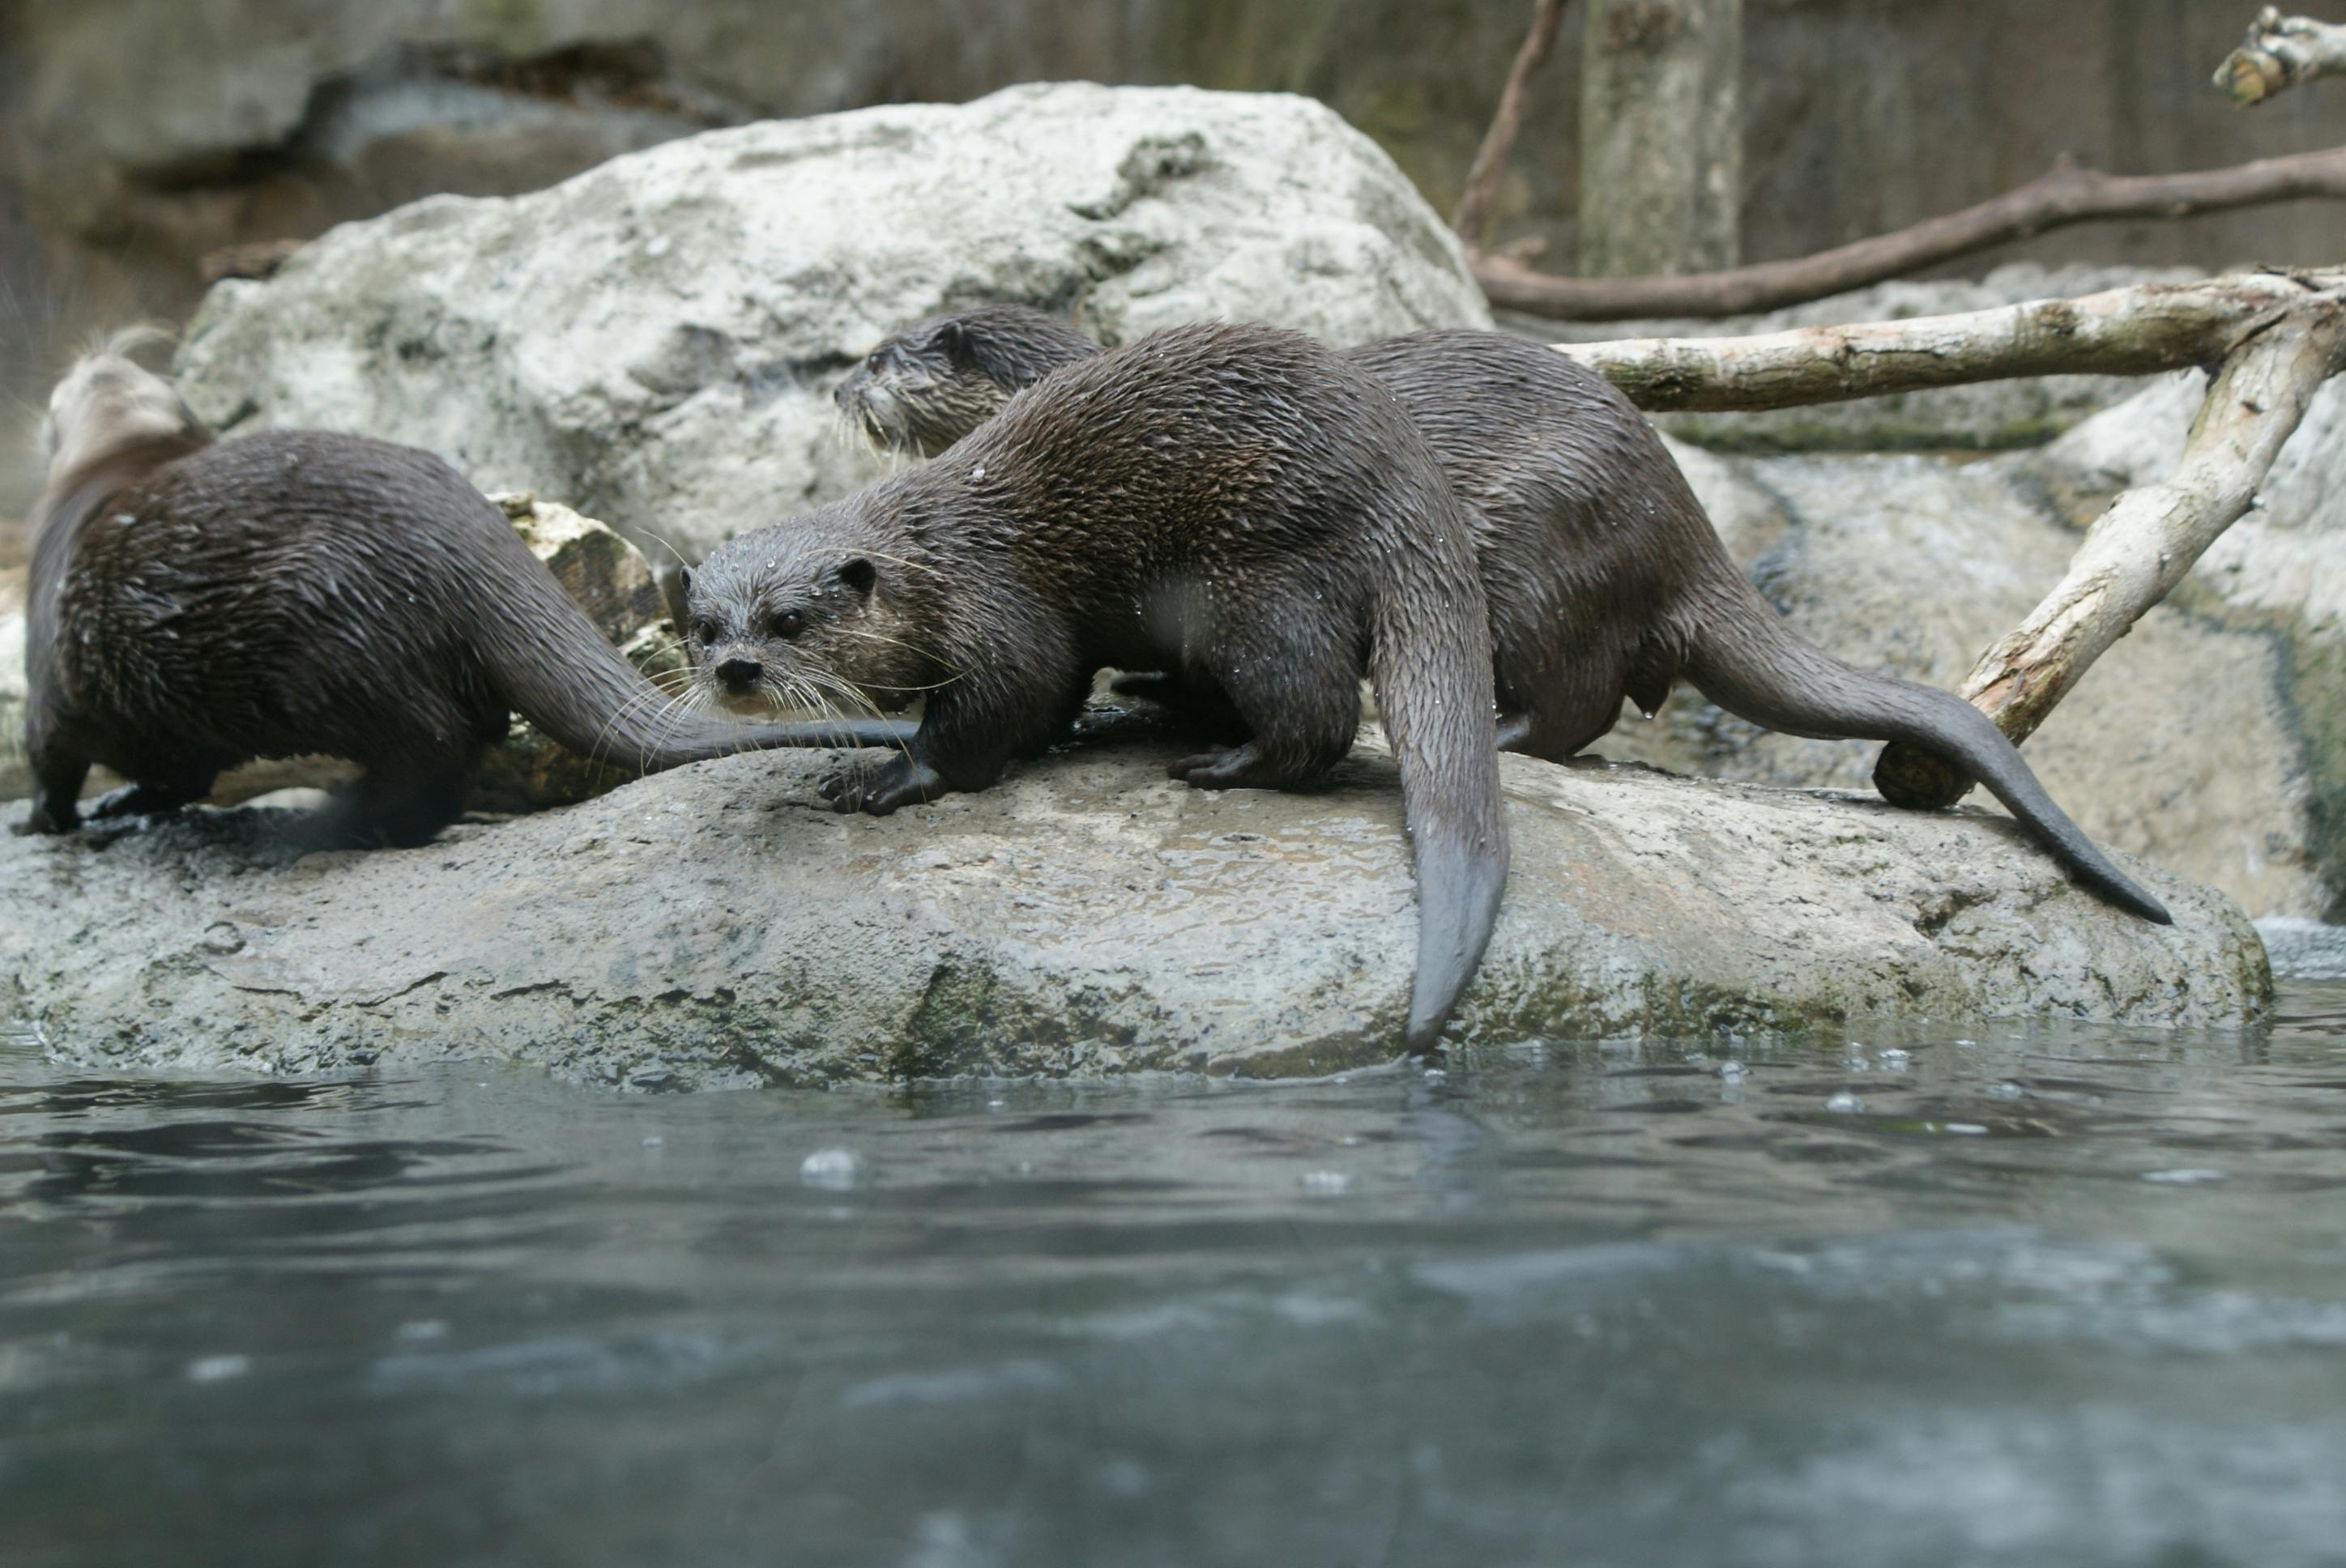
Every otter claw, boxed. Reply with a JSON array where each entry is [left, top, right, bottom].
[[1168, 745, 1273, 789], [829, 754, 942, 816]]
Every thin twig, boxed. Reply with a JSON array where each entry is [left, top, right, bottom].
[[1452, 0, 1572, 251], [1478, 147, 2346, 321]]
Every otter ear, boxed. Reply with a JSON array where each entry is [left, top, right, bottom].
[[662, 566, 693, 629], [838, 556, 876, 598], [937, 320, 975, 369]]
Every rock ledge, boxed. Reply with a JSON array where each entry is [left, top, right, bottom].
[[0, 727, 2267, 1087]]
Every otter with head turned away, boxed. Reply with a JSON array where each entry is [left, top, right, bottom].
[[833, 304, 2169, 927], [18, 341, 910, 848]]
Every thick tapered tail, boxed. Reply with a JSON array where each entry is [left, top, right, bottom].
[[1369, 576, 1512, 1054], [476, 573, 914, 770], [1683, 589, 2170, 924]]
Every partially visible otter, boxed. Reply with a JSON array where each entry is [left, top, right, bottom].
[[836, 305, 2170, 926], [834, 305, 1102, 459], [693, 322, 1509, 1055], [19, 343, 911, 847]]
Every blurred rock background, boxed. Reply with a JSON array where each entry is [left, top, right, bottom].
[[5, 0, 2345, 520]]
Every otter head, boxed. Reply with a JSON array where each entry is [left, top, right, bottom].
[[40, 330, 207, 495], [833, 305, 1099, 461], [833, 318, 1014, 461], [680, 506, 930, 723]]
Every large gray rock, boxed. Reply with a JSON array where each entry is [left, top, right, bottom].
[[0, 718, 2263, 1087], [175, 83, 1491, 559]]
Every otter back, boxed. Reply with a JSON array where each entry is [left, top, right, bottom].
[[839, 305, 2168, 924]]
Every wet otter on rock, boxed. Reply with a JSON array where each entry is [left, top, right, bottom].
[[693, 321, 1509, 1055], [18, 343, 911, 849], [836, 304, 2170, 926]]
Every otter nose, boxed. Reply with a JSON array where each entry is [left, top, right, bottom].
[[715, 656, 763, 693]]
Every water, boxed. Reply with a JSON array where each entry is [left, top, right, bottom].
[[6, 989, 2346, 1568]]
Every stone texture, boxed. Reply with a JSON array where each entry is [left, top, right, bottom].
[[173, 83, 1492, 560], [0, 568, 24, 803], [0, 714, 2262, 1087]]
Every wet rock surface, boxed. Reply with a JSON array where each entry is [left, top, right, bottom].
[[0, 711, 2265, 1087], [174, 83, 1490, 560]]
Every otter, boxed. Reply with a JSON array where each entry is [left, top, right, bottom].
[[18, 343, 911, 848], [692, 322, 1508, 1055], [834, 305, 2170, 926]]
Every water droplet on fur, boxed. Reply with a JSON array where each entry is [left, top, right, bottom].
[[1825, 1092, 1862, 1113]]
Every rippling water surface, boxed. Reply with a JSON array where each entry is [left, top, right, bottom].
[[6, 987, 2346, 1567]]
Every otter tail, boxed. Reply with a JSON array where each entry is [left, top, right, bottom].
[[476, 562, 912, 769], [1369, 563, 1512, 1054], [1681, 583, 2170, 924]]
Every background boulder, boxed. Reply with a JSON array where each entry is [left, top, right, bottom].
[[174, 83, 1491, 560]]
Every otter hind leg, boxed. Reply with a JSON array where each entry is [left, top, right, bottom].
[[1503, 682, 1630, 763], [304, 756, 476, 850], [1168, 614, 1360, 790]]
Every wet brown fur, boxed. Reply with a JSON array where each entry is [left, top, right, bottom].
[[838, 306, 2169, 925], [694, 322, 1511, 1053], [21, 360, 909, 849]]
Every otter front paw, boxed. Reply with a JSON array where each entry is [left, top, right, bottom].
[[828, 754, 948, 816]]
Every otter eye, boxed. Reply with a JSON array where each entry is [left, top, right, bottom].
[[866, 349, 886, 371], [770, 610, 805, 640], [690, 617, 719, 644]]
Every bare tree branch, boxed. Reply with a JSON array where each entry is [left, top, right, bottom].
[[1550, 271, 2328, 411], [2216, 6, 2346, 106], [1874, 291, 2346, 807], [1545, 270, 2346, 811], [1452, 0, 1572, 251], [1477, 147, 2346, 321]]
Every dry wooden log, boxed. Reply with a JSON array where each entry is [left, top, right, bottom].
[[1544, 269, 2346, 811], [1477, 147, 2346, 321], [2216, 6, 2346, 106], [1550, 270, 2339, 411], [1452, 0, 1571, 250], [1873, 288, 2346, 807]]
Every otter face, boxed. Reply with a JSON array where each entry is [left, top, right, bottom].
[[681, 526, 927, 723], [42, 348, 203, 490], [834, 321, 1017, 461]]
